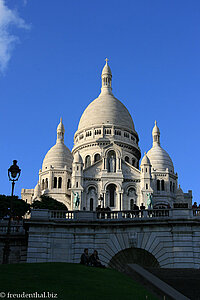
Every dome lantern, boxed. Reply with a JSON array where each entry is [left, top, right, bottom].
[[140, 152, 151, 166], [57, 117, 65, 144], [101, 58, 112, 94], [152, 120, 160, 146]]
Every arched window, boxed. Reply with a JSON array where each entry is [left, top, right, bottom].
[[85, 155, 91, 168], [125, 156, 129, 163], [58, 177, 62, 189], [130, 199, 134, 210], [157, 180, 160, 191], [115, 130, 121, 136], [170, 181, 172, 192], [87, 187, 97, 211], [67, 179, 71, 189], [146, 183, 148, 189], [90, 198, 93, 211], [107, 151, 116, 173], [53, 177, 57, 188], [107, 184, 116, 207], [94, 153, 101, 162], [161, 180, 165, 191], [42, 179, 45, 190], [45, 178, 48, 189], [173, 183, 175, 193], [105, 129, 111, 135]]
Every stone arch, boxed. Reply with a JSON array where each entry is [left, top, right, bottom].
[[104, 146, 122, 158], [106, 183, 117, 207], [86, 185, 98, 211], [85, 183, 98, 194], [126, 186, 137, 210], [94, 153, 101, 163], [125, 156, 130, 163], [104, 181, 122, 193], [126, 185, 137, 195], [109, 247, 160, 271], [85, 155, 91, 168], [107, 150, 116, 172], [104, 182, 122, 209]]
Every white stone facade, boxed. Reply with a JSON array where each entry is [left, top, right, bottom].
[[27, 209, 200, 268], [21, 60, 192, 211]]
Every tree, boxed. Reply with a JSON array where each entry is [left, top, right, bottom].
[[0, 195, 30, 219], [31, 195, 68, 210]]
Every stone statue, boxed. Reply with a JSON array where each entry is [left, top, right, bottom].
[[146, 193, 153, 209], [109, 155, 116, 172], [72, 191, 80, 209]]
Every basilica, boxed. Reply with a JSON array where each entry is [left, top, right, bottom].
[[21, 60, 192, 211]]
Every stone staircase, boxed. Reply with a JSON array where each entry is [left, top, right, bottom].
[[147, 268, 200, 300]]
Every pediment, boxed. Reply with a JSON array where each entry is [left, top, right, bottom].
[[83, 159, 103, 177], [122, 160, 141, 178]]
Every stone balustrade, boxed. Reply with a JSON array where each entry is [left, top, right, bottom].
[[29, 208, 200, 221], [0, 220, 25, 234]]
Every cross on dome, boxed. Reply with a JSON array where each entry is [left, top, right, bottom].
[[101, 58, 112, 92]]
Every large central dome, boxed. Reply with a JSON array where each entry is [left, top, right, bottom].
[[77, 60, 135, 133], [78, 92, 135, 132]]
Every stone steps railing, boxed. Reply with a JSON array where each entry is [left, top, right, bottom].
[[0, 220, 25, 234], [29, 208, 200, 221]]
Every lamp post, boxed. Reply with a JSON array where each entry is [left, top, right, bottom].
[[2, 160, 21, 264]]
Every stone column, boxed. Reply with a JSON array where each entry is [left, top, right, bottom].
[[119, 193, 122, 211], [103, 157, 106, 170], [102, 192, 106, 208], [49, 170, 53, 189]]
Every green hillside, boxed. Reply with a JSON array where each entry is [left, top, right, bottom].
[[0, 263, 157, 300]]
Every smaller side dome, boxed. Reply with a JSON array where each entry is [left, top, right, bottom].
[[34, 182, 41, 198], [147, 121, 174, 172], [42, 119, 73, 171], [73, 151, 83, 164], [140, 153, 150, 166]]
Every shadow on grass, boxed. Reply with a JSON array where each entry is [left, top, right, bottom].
[[0, 262, 157, 300]]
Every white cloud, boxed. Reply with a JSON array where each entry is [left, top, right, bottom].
[[0, 0, 30, 73]]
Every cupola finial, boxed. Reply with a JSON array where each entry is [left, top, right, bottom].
[[152, 120, 160, 146], [57, 117, 65, 144], [101, 58, 112, 93]]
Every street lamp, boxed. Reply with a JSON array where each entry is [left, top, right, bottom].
[[8, 160, 21, 197], [2, 160, 21, 264]]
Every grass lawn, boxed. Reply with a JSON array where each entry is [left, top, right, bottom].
[[0, 263, 157, 300]]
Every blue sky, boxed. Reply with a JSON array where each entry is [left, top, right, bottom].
[[1, 0, 200, 203]]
